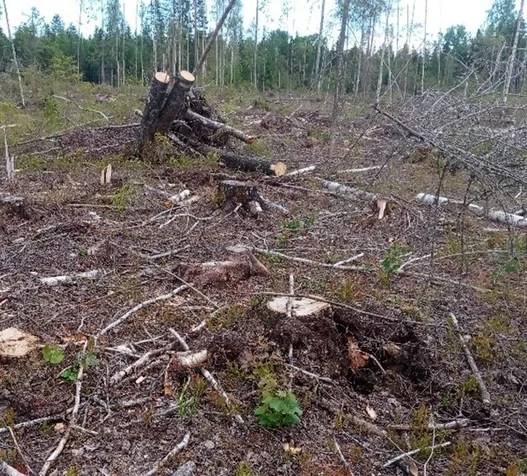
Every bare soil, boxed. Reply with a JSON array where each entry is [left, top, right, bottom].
[[0, 93, 526, 476]]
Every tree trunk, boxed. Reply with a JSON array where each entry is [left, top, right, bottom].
[[253, 0, 259, 89], [2, 0, 25, 107], [314, 0, 326, 94], [420, 0, 427, 95], [503, 0, 525, 103], [137, 72, 171, 148], [193, 0, 237, 76], [78, 0, 83, 76], [329, 0, 350, 157]]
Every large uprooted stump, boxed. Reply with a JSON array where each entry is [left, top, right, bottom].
[[217, 180, 289, 216], [136, 70, 287, 176]]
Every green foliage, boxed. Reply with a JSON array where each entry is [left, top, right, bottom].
[[234, 461, 253, 476], [380, 244, 408, 279], [254, 390, 303, 428], [51, 53, 81, 82], [60, 352, 99, 382], [42, 345, 65, 364], [111, 184, 136, 211], [177, 376, 207, 418], [275, 217, 316, 247]]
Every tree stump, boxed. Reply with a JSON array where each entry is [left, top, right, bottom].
[[266, 296, 342, 367], [137, 72, 171, 149], [217, 180, 289, 217]]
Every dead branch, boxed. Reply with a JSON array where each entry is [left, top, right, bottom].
[[141, 433, 191, 476], [286, 165, 317, 176], [388, 418, 471, 431], [374, 104, 527, 186], [333, 439, 354, 476], [192, 0, 238, 75], [110, 343, 177, 386], [52, 95, 110, 123], [40, 269, 105, 286], [169, 328, 244, 424], [382, 442, 451, 468], [200, 142, 286, 176], [448, 313, 491, 406], [228, 244, 364, 271], [95, 285, 189, 340], [0, 460, 26, 476], [284, 363, 334, 384], [185, 109, 255, 143], [0, 412, 70, 435], [338, 166, 383, 173], [39, 340, 88, 476]]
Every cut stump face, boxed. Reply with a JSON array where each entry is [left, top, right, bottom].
[[266, 297, 331, 317]]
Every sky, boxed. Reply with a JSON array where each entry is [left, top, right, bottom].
[[0, 0, 520, 46]]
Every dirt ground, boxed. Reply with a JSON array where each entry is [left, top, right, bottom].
[[0, 90, 526, 476]]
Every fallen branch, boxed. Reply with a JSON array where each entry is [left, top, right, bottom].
[[95, 286, 189, 340], [0, 460, 26, 476], [169, 328, 244, 424], [382, 442, 451, 468], [0, 412, 70, 435], [40, 269, 105, 286], [141, 433, 191, 476], [448, 313, 491, 406], [286, 165, 316, 176], [388, 418, 471, 431], [52, 95, 110, 123], [228, 244, 364, 271], [110, 343, 176, 386], [333, 439, 354, 476], [284, 363, 334, 384], [338, 166, 383, 173], [39, 341, 88, 476]]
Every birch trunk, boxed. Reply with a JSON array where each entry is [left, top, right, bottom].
[[503, 0, 525, 103]]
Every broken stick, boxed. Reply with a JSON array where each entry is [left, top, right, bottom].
[[448, 313, 491, 406]]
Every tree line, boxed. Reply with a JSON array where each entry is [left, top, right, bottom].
[[0, 0, 524, 99]]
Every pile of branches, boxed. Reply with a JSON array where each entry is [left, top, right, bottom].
[[374, 89, 527, 210]]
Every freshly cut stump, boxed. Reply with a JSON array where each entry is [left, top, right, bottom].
[[267, 297, 331, 317]]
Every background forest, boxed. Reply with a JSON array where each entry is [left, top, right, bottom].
[[0, 0, 524, 98]]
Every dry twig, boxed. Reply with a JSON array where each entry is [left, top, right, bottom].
[[448, 313, 491, 406]]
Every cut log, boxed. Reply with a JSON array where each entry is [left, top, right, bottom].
[[319, 179, 378, 203], [195, 141, 286, 176], [415, 193, 527, 228], [156, 70, 196, 135], [137, 72, 171, 148], [179, 253, 270, 285], [217, 180, 289, 216], [185, 109, 256, 144]]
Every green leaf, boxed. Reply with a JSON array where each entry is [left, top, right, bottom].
[[42, 345, 65, 364]]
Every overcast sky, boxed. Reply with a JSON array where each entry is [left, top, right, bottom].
[[1, 0, 520, 45]]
